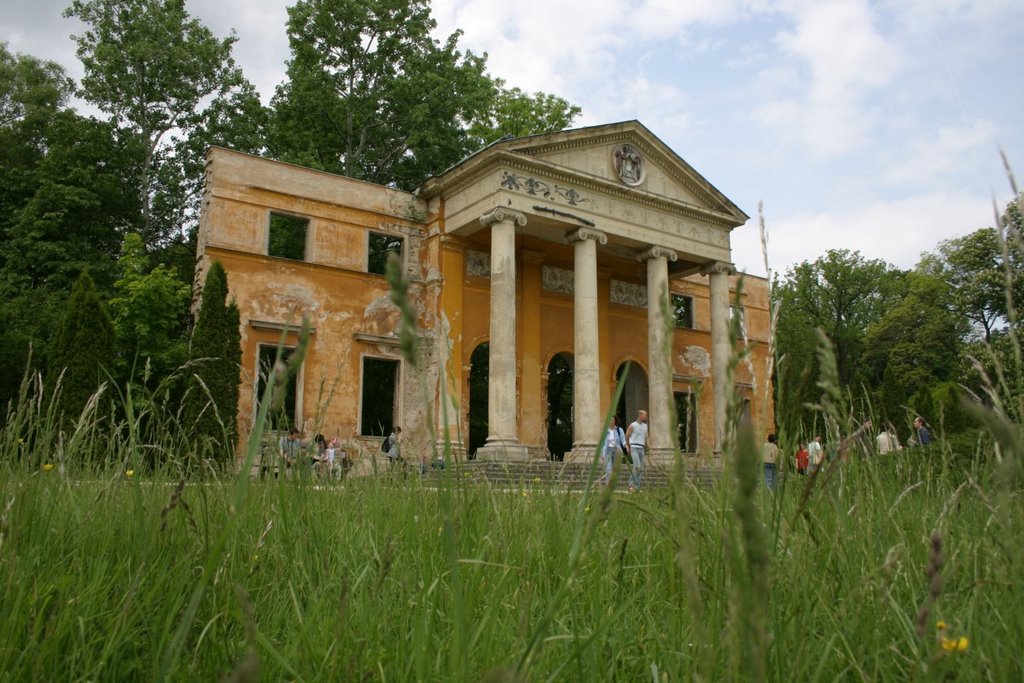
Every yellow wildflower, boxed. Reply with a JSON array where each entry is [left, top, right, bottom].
[[42, 463, 55, 473], [126, 469, 134, 478], [584, 506, 591, 513], [936, 620, 947, 631], [941, 636, 968, 653]]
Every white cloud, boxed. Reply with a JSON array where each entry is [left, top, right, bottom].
[[752, 0, 904, 159], [883, 119, 999, 187], [743, 191, 996, 276]]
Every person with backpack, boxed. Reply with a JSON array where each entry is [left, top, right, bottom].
[[385, 427, 402, 465], [601, 415, 627, 486]]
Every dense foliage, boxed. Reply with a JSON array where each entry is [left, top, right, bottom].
[[772, 200, 1023, 451]]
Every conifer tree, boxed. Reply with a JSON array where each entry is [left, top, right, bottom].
[[187, 261, 241, 462], [49, 270, 116, 419]]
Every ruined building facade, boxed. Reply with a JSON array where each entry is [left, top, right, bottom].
[[195, 121, 774, 464]]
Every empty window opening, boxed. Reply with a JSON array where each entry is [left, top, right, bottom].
[[672, 294, 695, 329], [368, 232, 404, 275], [268, 212, 308, 261]]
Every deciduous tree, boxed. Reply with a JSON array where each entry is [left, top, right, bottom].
[[65, 0, 250, 245], [269, 0, 496, 189]]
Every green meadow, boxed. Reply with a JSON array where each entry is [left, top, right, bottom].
[[2, 436, 1021, 681]]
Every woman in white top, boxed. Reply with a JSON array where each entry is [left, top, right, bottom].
[[602, 415, 626, 485]]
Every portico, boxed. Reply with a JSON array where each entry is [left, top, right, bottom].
[[417, 121, 756, 462]]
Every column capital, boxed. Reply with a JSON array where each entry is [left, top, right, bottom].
[[480, 207, 527, 228], [567, 227, 608, 246], [637, 245, 678, 263], [700, 260, 737, 276]]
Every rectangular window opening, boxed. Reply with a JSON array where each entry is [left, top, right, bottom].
[[268, 212, 309, 261], [672, 294, 695, 329], [368, 232, 404, 275], [730, 305, 746, 337], [674, 391, 698, 453], [361, 357, 399, 436], [256, 344, 299, 431]]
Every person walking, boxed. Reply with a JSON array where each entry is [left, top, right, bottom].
[[913, 417, 932, 446], [386, 426, 403, 465], [763, 433, 780, 491], [808, 434, 824, 474], [624, 409, 649, 493], [795, 441, 809, 475], [876, 423, 902, 453], [601, 415, 627, 485]]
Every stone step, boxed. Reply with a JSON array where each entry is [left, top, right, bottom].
[[413, 460, 720, 490]]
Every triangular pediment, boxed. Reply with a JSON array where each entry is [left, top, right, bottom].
[[423, 121, 748, 226]]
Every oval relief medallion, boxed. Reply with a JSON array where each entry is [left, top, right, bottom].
[[612, 143, 645, 186]]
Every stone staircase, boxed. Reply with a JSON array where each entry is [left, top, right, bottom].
[[416, 459, 720, 490]]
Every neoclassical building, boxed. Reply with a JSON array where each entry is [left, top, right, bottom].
[[195, 121, 774, 464]]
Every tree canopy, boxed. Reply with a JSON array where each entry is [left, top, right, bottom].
[[270, 0, 495, 189]]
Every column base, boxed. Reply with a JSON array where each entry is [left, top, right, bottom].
[[647, 448, 681, 466], [565, 442, 601, 463], [431, 440, 466, 462], [475, 440, 531, 462]]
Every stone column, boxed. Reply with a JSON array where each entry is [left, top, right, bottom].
[[476, 208, 528, 461], [702, 261, 736, 455], [567, 228, 607, 460], [639, 245, 678, 460]]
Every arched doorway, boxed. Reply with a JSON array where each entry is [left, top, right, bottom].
[[468, 342, 489, 459], [546, 353, 574, 460], [615, 361, 649, 429]]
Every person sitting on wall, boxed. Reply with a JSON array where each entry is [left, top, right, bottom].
[[278, 427, 304, 469]]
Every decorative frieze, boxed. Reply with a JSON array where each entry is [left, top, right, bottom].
[[500, 171, 589, 206], [542, 265, 574, 294], [610, 279, 647, 307], [465, 250, 490, 278]]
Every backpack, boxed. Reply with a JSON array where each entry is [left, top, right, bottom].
[[381, 436, 391, 453]]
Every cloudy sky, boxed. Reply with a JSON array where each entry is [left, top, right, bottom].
[[4, 0, 1023, 276]]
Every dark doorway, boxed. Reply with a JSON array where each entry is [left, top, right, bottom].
[[257, 345, 298, 430], [360, 357, 399, 436], [615, 361, 649, 430], [546, 353, 574, 460], [468, 343, 489, 459]]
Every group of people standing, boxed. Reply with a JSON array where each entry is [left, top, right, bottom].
[[601, 409, 650, 492], [762, 417, 934, 490], [760, 433, 824, 491]]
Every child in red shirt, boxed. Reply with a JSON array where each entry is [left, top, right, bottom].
[[795, 442, 809, 475]]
